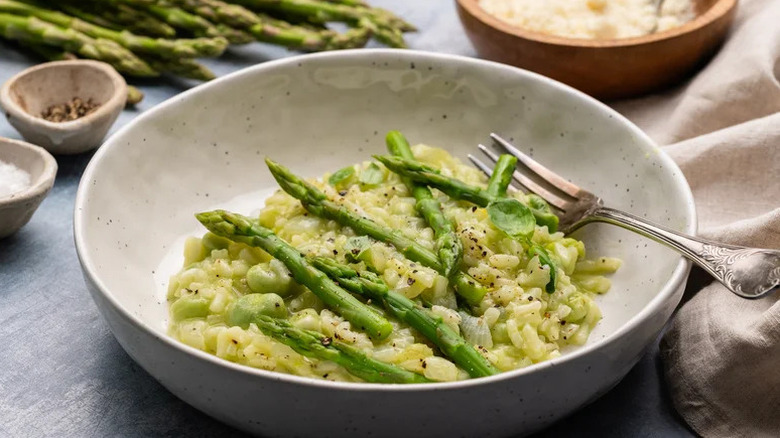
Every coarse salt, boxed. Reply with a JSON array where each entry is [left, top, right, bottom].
[[0, 160, 32, 198], [479, 0, 695, 40]]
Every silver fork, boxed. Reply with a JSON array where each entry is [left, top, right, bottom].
[[469, 133, 780, 299]]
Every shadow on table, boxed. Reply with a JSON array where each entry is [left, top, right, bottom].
[[532, 334, 693, 437], [87, 336, 249, 438]]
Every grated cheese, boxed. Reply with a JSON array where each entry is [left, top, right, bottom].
[[479, 0, 695, 40]]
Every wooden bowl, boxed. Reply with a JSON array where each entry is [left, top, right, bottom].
[[456, 0, 737, 100]]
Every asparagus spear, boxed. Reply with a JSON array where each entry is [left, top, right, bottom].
[[15, 22, 215, 81], [0, 0, 227, 57], [253, 11, 371, 50], [59, 3, 177, 38], [320, 25, 370, 49], [0, 13, 157, 77], [196, 210, 393, 340], [376, 155, 560, 293], [311, 257, 499, 378], [352, 15, 404, 48], [56, 6, 123, 32], [265, 159, 487, 305], [374, 155, 560, 233], [214, 23, 255, 44], [228, 298, 429, 383], [172, 0, 258, 28], [173, 0, 370, 50], [485, 156, 558, 292], [118, 0, 223, 37], [386, 131, 463, 279], [322, 0, 368, 7], [125, 85, 144, 105], [232, 0, 411, 47], [486, 154, 518, 199], [107, 3, 179, 38], [16, 38, 76, 60], [144, 55, 216, 81]]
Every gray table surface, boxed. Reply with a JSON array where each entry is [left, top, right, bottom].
[[0, 1, 696, 437]]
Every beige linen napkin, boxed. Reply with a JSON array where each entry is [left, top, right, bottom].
[[613, 0, 780, 436]]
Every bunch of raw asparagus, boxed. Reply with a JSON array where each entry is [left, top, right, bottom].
[[0, 0, 414, 81]]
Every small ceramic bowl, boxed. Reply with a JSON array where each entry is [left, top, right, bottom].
[[0, 60, 127, 155], [457, 0, 737, 100], [0, 137, 57, 238]]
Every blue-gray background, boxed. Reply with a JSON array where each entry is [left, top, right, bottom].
[[0, 1, 694, 436]]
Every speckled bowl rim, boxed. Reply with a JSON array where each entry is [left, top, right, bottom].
[[0, 136, 57, 206], [457, 0, 737, 48], [0, 60, 127, 133], [74, 49, 697, 392]]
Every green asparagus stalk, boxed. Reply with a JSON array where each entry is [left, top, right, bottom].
[[254, 11, 370, 50], [172, 0, 258, 28], [196, 210, 393, 340], [232, 0, 411, 47], [228, 300, 429, 383], [374, 155, 560, 233], [353, 15, 404, 48], [108, 3, 179, 37], [59, 3, 177, 38], [0, 0, 227, 57], [56, 6, 122, 32], [172, 0, 370, 50], [376, 155, 560, 293], [16, 38, 76, 60], [257, 0, 414, 31], [376, 155, 496, 206], [485, 156, 557, 293], [119, 0, 223, 37], [322, 0, 368, 7], [371, 7, 416, 32], [0, 13, 157, 76], [311, 257, 499, 378], [214, 23, 255, 43], [386, 131, 463, 279], [265, 159, 487, 305], [126, 85, 144, 105], [486, 154, 518, 199], [144, 55, 216, 81], [321, 25, 370, 49]]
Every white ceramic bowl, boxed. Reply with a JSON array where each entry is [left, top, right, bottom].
[[74, 50, 695, 437], [0, 136, 57, 238]]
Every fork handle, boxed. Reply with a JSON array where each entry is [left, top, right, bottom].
[[580, 207, 780, 299]]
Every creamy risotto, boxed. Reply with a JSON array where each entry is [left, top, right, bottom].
[[168, 144, 620, 383]]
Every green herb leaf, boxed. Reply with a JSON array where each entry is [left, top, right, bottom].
[[359, 163, 384, 186], [487, 198, 536, 239], [328, 166, 356, 187], [530, 245, 557, 293]]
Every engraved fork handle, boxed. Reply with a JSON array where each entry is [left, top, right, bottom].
[[573, 207, 780, 299]]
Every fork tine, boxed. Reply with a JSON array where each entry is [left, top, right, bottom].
[[468, 152, 494, 176], [490, 133, 582, 197], [472, 148, 571, 211]]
